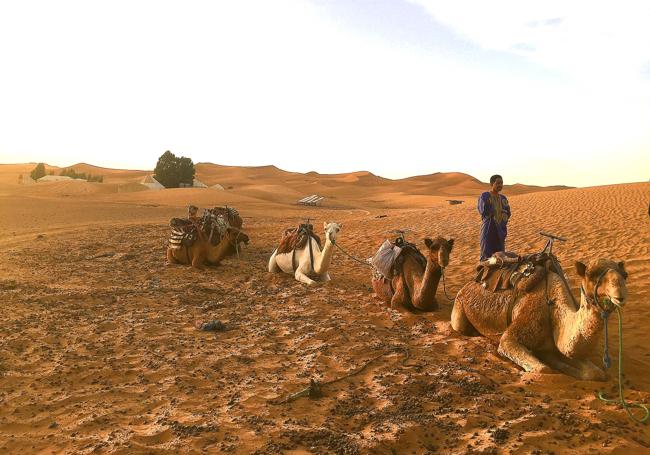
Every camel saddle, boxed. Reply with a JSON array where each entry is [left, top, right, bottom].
[[211, 206, 241, 233], [168, 218, 198, 250], [276, 223, 322, 255], [475, 252, 553, 293], [371, 237, 426, 280]]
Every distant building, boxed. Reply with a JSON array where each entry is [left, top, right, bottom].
[[37, 175, 73, 182], [193, 179, 208, 188], [298, 194, 325, 206], [141, 174, 164, 190], [20, 175, 36, 185]]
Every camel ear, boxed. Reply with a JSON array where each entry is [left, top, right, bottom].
[[448, 239, 454, 251], [575, 261, 587, 277], [424, 238, 434, 249], [618, 261, 628, 279], [338, 223, 343, 229], [323, 221, 327, 229]]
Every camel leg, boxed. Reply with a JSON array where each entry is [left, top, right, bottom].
[[191, 250, 204, 270], [538, 351, 583, 378], [371, 278, 393, 306], [451, 301, 479, 336], [166, 248, 178, 266], [320, 272, 331, 282], [295, 270, 316, 285], [390, 279, 409, 312], [560, 357, 606, 381], [498, 330, 553, 374], [268, 250, 280, 273], [575, 359, 606, 381]]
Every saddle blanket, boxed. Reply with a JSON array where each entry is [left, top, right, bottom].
[[370, 240, 403, 279]]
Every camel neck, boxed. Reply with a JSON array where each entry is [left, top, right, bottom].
[[554, 291, 604, 358], [413, 256, 442, 306], [313, 235, 334, 275], [207, 233, 233, 263]]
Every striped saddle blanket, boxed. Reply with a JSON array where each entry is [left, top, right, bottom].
[[168, 218, 197, 250]]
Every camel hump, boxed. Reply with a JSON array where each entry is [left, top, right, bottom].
[[210, 206, 243, 230], [370, 238, 425, 278], [400, 242, 427, 269], [276, 224, 321, 255]]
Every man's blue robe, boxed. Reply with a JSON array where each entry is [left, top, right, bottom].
[[478, 191, 511, 260]]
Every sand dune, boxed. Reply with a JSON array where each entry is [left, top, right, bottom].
[[0, 162, 648, 454], [3, 162, 571, 202]]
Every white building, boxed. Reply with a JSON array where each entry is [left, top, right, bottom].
[[37, 175, 73, 182], [141, 174, 165, 190], [193, 178, 208, 188]]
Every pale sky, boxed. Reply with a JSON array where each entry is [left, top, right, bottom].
[[1, 0, 649, 186]]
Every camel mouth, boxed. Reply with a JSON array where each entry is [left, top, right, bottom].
[[607, 295, 625, 307]]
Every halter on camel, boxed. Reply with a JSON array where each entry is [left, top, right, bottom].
[[580, 265, 626, 370], [581, 265, 650, 424]]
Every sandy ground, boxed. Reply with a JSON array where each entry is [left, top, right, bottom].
[[1, 163, 649, 454]]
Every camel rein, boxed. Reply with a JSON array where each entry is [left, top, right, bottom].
[[440, 268, 457, 301], [227, 226, 246, 259], [588, 268, 649, 424], [332, 240, 373, 268]]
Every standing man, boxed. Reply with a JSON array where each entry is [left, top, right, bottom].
[[478, 174, 511, 260]]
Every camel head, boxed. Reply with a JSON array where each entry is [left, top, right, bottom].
[[225, 226, 249, 247], [575, 259, 628, 308], [323, 221, 342, 243], [423, 237, 454, 268]]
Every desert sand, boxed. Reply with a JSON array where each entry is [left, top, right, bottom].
[[1, 162, 649, 454]]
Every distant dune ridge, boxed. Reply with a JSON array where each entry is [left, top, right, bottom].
[[1, 162, 572, 208]]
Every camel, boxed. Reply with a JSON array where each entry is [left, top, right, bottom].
[[167, 207, 249, 269], [451, 257, 628, 380], [268, 222, 341, 285], [371, 237, 454, 312]]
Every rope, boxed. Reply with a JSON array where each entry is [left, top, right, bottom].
[[268, 347, 409, 405], [441, 268, 457, 301], [597, 303, 649, 424], [601, 311, 611, 369], [333, 242, 373, 268]]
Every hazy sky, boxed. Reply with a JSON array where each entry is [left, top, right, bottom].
[[1, 0, 649, 186]]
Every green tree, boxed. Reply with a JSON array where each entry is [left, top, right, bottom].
[[30, 163, 46, 180], [153, 150, 195, 188], [177, 156, 196, 187], [60, 168, 91, 180]]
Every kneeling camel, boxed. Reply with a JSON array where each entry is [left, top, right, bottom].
[[167, 207, 249, 269], [372, 237, 454, 312], [268, 222, 341, 285], [452, 258, 628, 380]]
